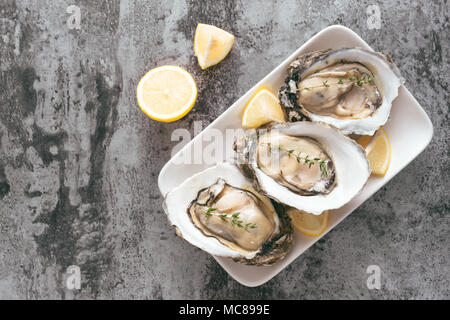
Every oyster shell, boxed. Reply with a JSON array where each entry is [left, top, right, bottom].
[[279, 48, 403, 135], [234, 122, 370, 214], [163, 162, 292, 265]]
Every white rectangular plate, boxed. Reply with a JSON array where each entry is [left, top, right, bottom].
[[158, 25, 433, 287]]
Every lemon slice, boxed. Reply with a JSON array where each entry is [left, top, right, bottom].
[[242, 88, 285, 128], [194, 23, 235, 69], [136, 65, 197, 122], [288, 208, 329, 236], [365, 127, 391, 176]]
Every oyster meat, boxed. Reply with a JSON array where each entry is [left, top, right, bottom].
[[257, 130, 336, 196], [279, 48, 403, 135], [234, 121, 370, 214], [164, 162, 292, 265]]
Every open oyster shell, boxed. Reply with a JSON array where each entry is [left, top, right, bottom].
[[234, 122, 370, 215], [279, 48, 404, 135], [163, 162, 293, 265]]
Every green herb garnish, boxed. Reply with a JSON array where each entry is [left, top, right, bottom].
[[205, 207, 217, 219], [320, 160, 328, 175], [356, 76, 363, 86], [263, 143, 329, 176], [205, 210, 257, 233], [244, 223, 257, 232]]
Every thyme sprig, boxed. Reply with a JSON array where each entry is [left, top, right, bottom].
[[204, 209, 257, 232], [205, 207, 216, 219], [299, 74, 374, 91], [264, 143, 329, 176]]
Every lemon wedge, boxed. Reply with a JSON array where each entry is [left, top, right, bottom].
[[288, 208, 329, 236], [365, 127, 391, 176], [194, 23, 234, 69], [136, 65, 197, 122], [241, 88, 285, 128]]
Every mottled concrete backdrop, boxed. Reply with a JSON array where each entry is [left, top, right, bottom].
[[0, 0, 448, 299]]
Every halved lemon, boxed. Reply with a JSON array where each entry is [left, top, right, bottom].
[[288, 208, 329, 236], [241, 88, 285, 128], [136, 65, 197, 122], [194, 23, 235, 69], [365, 127, 391, 176]]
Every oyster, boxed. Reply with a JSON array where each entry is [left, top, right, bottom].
[[164, 162, 292, 265], [257, 130, 336, 196], [279, 48, 403, 135], [234, 121, 370, 214]]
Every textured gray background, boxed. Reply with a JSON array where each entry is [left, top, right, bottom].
[[0, 0, 448, 299]]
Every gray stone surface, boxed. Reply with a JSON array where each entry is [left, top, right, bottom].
[[0, 0, 448, 299]]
